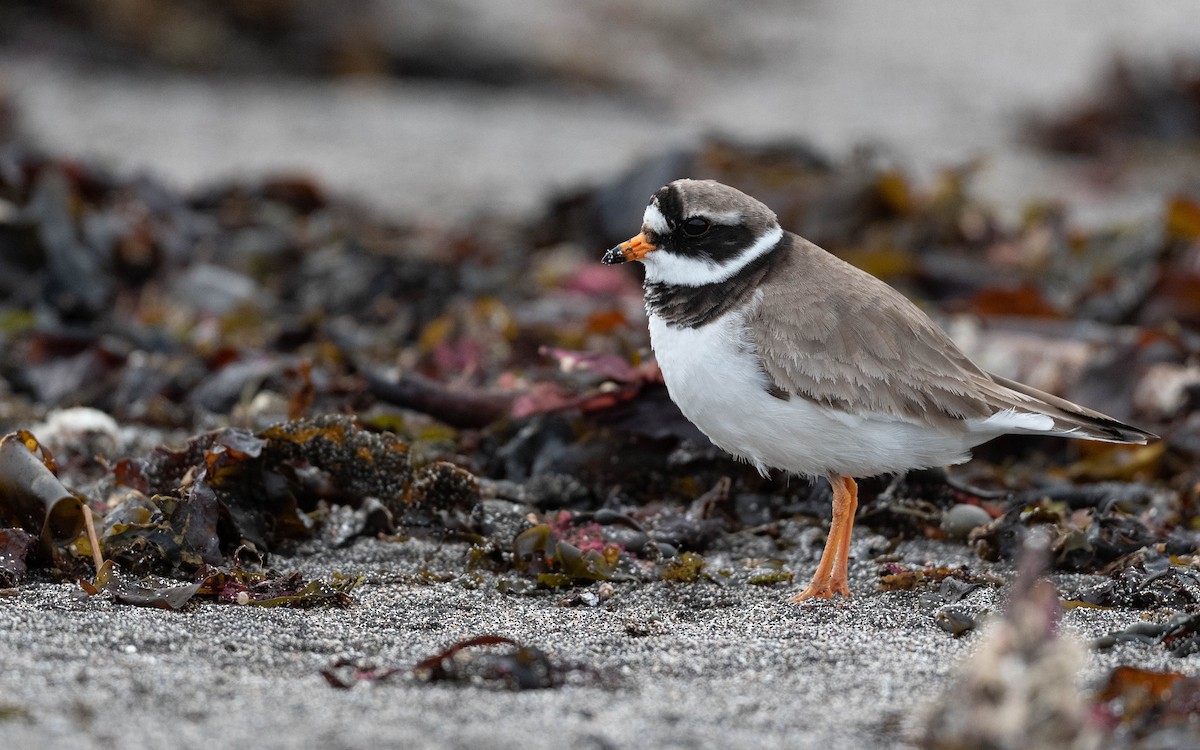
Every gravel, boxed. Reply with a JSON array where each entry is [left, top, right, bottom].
[[2, 536, 1193, 749]]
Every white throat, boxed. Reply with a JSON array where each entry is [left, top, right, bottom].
[[643, 225, 783, 287]]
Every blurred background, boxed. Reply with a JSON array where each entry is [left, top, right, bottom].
[[5, 8, 1200, 747], [2, 0, 1200, 441], [4, 0, 1200, 223]]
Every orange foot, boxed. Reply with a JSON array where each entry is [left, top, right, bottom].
[[789, 573, 851, 603], [789, 474, 859, 605]]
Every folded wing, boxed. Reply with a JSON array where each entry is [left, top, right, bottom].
[[746, 235, 1154, 444]]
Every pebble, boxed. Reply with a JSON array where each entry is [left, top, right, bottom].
[[941, 503, 993, 541]]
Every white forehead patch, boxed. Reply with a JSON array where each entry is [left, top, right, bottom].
[[643, 202, 670, 235], [642, 225, 784, 287]]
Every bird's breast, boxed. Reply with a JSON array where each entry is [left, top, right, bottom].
[[648, 310, 779, 469], [646, 311, 979, 478]]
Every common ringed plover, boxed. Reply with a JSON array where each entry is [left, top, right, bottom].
[[601, 178, 1155, 602]]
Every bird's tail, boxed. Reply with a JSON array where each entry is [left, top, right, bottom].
[[982, 373, 1156, 444]]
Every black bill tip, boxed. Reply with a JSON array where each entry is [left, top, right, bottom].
[[601, 246, 627, 265]]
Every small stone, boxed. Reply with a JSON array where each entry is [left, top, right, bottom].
[[935, 607, 978, 637], [596, 582, 615, 602], [941, 503, 993, 541]]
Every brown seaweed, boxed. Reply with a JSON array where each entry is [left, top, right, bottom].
[[0, 431, 84, 551]]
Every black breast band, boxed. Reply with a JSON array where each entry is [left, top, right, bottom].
[[644, 234, 788, 328]]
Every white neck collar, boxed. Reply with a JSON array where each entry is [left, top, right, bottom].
[[642, 226, 784, 287]]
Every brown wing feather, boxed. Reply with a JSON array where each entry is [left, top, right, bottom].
[[746, 234, 1154, 444], [746, 235, 993, 429]]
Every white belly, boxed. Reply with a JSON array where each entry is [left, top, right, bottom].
[[648, 311, 979, 478]]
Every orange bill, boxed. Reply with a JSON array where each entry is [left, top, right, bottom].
[[601, 232, 657, 265]]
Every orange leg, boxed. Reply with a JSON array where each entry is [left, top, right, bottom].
[[790, 475, 859, 603]]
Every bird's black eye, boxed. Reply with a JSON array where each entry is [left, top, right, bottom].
[[682, 217, 710, 237]]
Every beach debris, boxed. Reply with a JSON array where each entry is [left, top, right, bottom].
[[78, 558, 360, 610], [660, 551, 707, 583], [1029, 57, 1200, 156], [879, 565, 991, 637], [1094, 611, 1200, 656], [194, 565, 361, 608], [100, 415, 479, 573], [512, 520, 621, 587], [968, 482, 1172, 574], [0, 528, 36, 587], [0, 107, 1196, 734], [413, 635, 560, 690], [878, 565, 984, 593], [1091, 666, 1200, 748], [1068, 550, 1200, 609], [0, 431, 84, 555], [78, 560, 204, 610], [922, 537, 1099, 750], [322, 635, 574, 691]]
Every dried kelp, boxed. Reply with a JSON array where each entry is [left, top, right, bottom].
[[0, 431, 84, 551], [857, 469, 966, 539], [512, 522, 621, 587], [1068, 550, 1200, 609], [79, 559, 360, 610], [0, 527, 36, 587], [98, 488, 222, 573], [79, 561, 205, 610], [880, 566, 994, 637], [260, 415, 414, 511], [1094, 612, 1200, 657], [969, 482, 1173, 576], [98, 415, 480, 574], [322, 635, 572, 691], [1092, 666, 1200, 748], [1029, 57, 1200, 155], [194, 566, 361, 608], [413, 635, 561, 690]]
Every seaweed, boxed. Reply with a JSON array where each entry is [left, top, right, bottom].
[[0, 527, 37, 587], [78, 561, 204, 610], [660, 551, 706, 583], [1094, 612, 1200, 657], [512, 522, 620, 587], [322, 635, 575, 691], [1092, 666, 1200, 746], [1069, 550, 1200, 609], [413, 635, 560, 690], [79, 559, 360, 610], [878, 565, 983, 592], [99, 486, 222, 574], [194, 566, 362, 608], [91, 415, 487, 576], [747, 570, 794, 586], [0, 431, 84, 554], [969, 484, 1167, 574]]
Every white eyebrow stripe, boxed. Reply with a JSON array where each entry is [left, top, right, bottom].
[[643, 203, 670, 235], [696, 209, 742, 225], [642, 225, 784, 287]]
